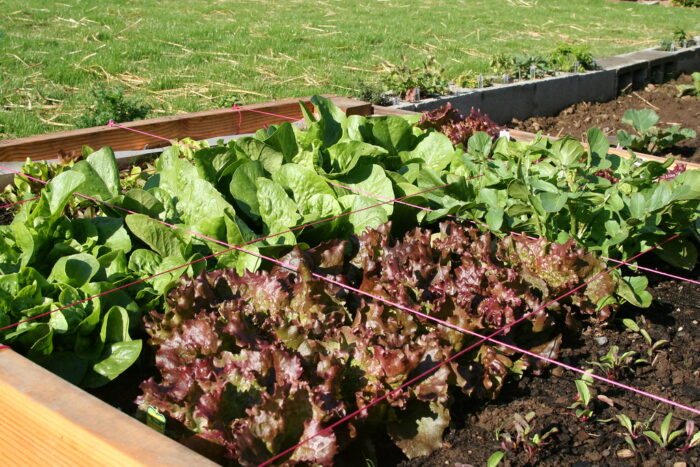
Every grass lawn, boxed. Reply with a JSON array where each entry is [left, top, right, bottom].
[[1, 0, 699, 139]]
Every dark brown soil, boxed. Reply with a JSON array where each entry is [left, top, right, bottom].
[[396, 259, 700, 467], [0, 206, 12, 225], [510, 74, 700, 164]]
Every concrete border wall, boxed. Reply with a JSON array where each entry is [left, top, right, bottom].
[[394, 39, 700, 123]]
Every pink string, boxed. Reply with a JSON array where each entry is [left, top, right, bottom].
[[231, 104, 301, 122], [259, 233, 695, 466], [328, 181, 700, 286], [0, 196, 40, 210], [0, 162, 454, 332], [107, 121, 200, 150], [3, 161, 697, 463]]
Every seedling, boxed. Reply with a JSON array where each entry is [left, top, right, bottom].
[[677, 421, 700, 451], [587, 345, 647, 380], [616, 413, 652, 451], [486, 451, 505, 467], [617, 109, 696, 154], [568, 372, 615, 421], [498, 411, 559, 463], [621, 318, 669, 362], [643, 412, 685, 449]]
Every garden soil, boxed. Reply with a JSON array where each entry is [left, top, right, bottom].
[[395, 258, 700, 467], [510, 74, 700, 164]]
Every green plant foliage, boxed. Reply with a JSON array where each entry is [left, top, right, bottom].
[[380, 56, 449, 99], [677, 72, 700, 98], [76, 86, 151, 128], [548, 44, 596, 72], [617, 109, 696, 154]]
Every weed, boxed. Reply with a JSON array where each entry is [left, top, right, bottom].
[[379, 56, 449, 100], [76, 86, 151, 128]]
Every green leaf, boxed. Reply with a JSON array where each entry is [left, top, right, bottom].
[[336, 164, 395, 216], [539, 192, 568, 212], [627, 193, 646, 220], [256, 178, 301, 240], [71, 148, 120, 201], [408, 131, 454, 171], [125, 214, 184, 257], [273, 163, 335, 212], [660, 412, 673, 442], [587, 127, 610, 161], [48, 253, 100, 287], [617, 276, 652, 308], [122, 188, 165, 218], [44, 171, 87, 216], [550, 138, 585, 167], [575, 379, 591, 406], [655, 237, 697, 270], [367, 116, 415, 155], [622, 108, 659, 133], [156, 146, 239, 241], [485, 208, 504, 231], [621, 318, 640, 332], [309, 95, 346, 148], [487, 451, 505, 467], [91, 217, 132, 253], [644, 430, 664, 446], [339, 194, 388, 235], [83, 340, 142, 388], [507, 180, 529, 200], [230, 161, 265, 219]]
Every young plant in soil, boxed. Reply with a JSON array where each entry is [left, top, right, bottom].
[[496, 411, 559, 464], [616, 108, 696, 155], [677, 72, 700, 98]]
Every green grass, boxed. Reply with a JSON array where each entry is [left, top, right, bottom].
[[1, 0, 699, 139]]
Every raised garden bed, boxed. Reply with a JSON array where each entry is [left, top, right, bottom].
[[511, 74, 700, 164], [387, 38, 700, 124], [0, 97, 698, 466]]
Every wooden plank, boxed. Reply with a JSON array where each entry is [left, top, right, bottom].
[[0, 96, 372, 162], [0, 349, 217, 466], [508, 129, 700, 170], [370, 106, 419, 116]]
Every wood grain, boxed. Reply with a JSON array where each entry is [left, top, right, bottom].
[[0, 96, 372, 162], [0, 349, 216, 466]]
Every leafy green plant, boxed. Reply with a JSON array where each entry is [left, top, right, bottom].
[[380, 56, 449, 99], [455, 70, 493, 89], [548, 44, 595, 72], [587, 345, 647, 380], [617, 109, 696, 154], [677, 72, 700, 98], [76, 86, 151, 128], [354, 79, 394, 106], [490, 53, 551, 79], [643, 412, 685, 449], [497, 412, 559, 463]]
